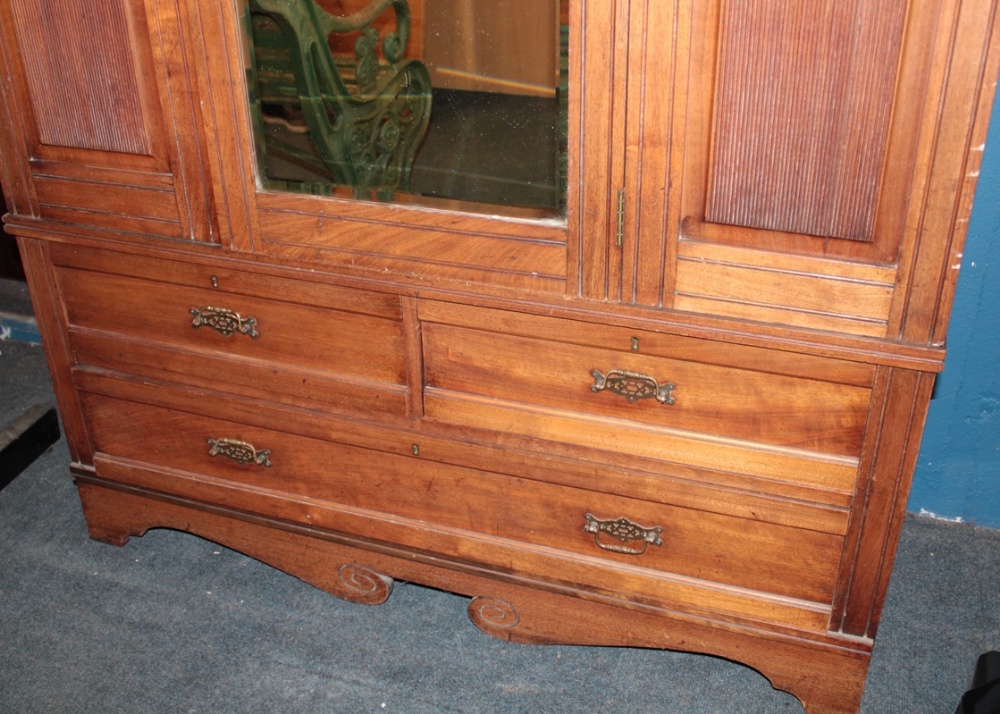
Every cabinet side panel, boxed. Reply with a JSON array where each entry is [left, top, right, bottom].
[[835, 368, 934, 638], [705, 0, 907, 242], [9, 0, 149, 155], [16, 237, 93, 464], [896, 0, 1000, 343]]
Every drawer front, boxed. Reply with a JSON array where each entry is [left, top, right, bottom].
[[80, 389, 844, 616], [57, 266, 406, 385], [54, 252, 410, 417], [420, 302, 873, 491], [67, 328, 408, 419]]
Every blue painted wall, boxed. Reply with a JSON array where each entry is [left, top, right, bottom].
[[909, 92, 1000, 528]]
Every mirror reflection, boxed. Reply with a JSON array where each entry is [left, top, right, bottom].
[[243, 0, 568, 219]]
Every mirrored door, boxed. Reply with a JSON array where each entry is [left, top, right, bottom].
[[242, 0, 568, 219]]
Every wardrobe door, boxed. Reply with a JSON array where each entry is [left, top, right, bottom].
[[190, 0, 629, 296], [0, 0, 212, 241], [620, 0, 997, 343]]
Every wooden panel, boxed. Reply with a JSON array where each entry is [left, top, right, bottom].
[[80, 391, 844, 607], [834, 368, 935, 638], [423, 393, 859, 492], [48, 241, 404, 320], [576, 0, 623, 299], [9, 0, 149, 154], [417, 298, 880, 387], [673, 241, 896, 338], [253, 191, 567, 292], [55, 268, 407, 387], [258, 204, 566, 279], [0, 0, 35, 217], [35, 175, 179, 220], [705, 0, 908, 242], [70, 331, 409, 419], [29, 160, 180, 236], [16, 238, 93, 463], [140, 0, 218, 242], [619, 0, 680, 305], [0, 0, 210, 240], [894, 0, 1000, 343], [671, 293, 888, 339], [424, 324, 871, 457], [674, 262, 893, 320]]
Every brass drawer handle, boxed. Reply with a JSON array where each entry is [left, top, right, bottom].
[[190, 306, 260, 338], [207, 437, 272, 467], [584, 513, 663, 555], [591, 368, 676, 405]]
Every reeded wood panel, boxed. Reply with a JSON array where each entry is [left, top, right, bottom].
[[705, 0, 908, 242], [9, 0, 149, 154]]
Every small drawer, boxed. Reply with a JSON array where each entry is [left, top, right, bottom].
[[55, 255, 409, 417], [80, 389, 844, 618], [58, 267, 405, 384], [419, 301, 874, 491]]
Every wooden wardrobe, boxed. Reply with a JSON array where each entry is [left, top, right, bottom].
[[1, 1, 997, 712]]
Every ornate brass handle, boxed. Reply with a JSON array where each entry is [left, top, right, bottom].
[[190, 306, 260, 338], [591, 368, 676, 405], [584, 513, 664, 555], [207, 438, 272, 467]]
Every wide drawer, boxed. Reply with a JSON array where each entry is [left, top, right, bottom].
[[52, 245, 409, 417], [419, 301, 875, 492], [79, 386, 844, 630]]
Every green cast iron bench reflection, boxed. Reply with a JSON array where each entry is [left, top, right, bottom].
[[247, 0, 432, 199]]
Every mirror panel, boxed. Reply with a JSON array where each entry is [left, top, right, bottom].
[[242, 0, 568, 220]]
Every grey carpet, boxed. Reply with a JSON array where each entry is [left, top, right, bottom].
[[0, 341, 52, 412], [0, 278, 33, 318], [1, 342, 998, 713]]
